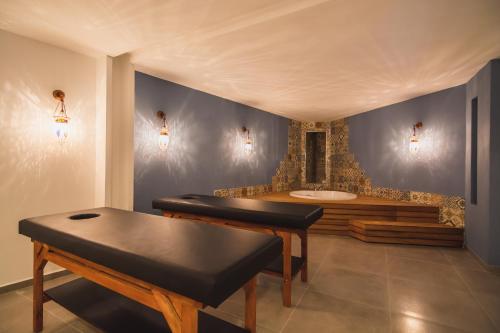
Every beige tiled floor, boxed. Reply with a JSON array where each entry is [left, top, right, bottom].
[[1, 235, 499, 333]]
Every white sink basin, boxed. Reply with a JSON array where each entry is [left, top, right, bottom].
[[290, 190, 357, 201]]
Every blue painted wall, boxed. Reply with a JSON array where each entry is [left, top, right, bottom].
[[134, 72, 289, 214], [465, 59, 500, 266], [347, 86, 466, 196], [490, 60, 500, 266]]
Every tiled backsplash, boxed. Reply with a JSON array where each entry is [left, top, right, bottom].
[[213, 184, 273, 198]]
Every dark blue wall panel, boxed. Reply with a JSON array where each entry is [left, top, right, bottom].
[[134, 72, 289, 214], [465, 59, 500, 267], [347, 86, 466, 196], [465, 62, 492, 263], [489, 60, 500, 265]]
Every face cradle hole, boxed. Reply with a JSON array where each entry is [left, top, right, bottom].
[[69, 213, 100, 220]]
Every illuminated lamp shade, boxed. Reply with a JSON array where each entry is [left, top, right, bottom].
[[409, 122, 423, 154], [157, 111, 169, 151], [244, 139, 253, 153], [242, 126, 253, 154], [52, 90, 69, 143]]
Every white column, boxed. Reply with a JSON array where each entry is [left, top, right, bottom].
[[95, 55, 113, 207], [109, 53, 135, 210]]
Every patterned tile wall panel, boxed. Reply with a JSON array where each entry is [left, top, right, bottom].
[[330, 119, 372, 196], [213, 184, 273, 198]]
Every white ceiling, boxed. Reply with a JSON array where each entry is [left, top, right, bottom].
[[1, 0, 499, 121]]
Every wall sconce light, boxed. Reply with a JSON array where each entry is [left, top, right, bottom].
[[409, 122, 423, 154], [52, 90, 69, 143], [242, 126, 253, 154], [157, 111, 169, 151]]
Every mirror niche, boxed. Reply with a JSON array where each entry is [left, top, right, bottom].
[[300, 123, 331, 188], [305, 132, 327, 183]]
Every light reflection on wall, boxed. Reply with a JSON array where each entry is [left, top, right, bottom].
[[220, 127, 267, 172], [0, 79, 91, 203], [134, 110, 200, 180], [399, 314, 425, 331], [0, 75, 95, 285], [387, 124, 450, 178]]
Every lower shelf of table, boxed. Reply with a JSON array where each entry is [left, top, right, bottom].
[[45, 278, 249, 333], [263, 255, 305, 278]]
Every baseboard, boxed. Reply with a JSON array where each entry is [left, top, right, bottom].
[[0, 269, 71, 294], [465, 246, 500, 274]]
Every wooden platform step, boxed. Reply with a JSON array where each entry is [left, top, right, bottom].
[[348, 220, 464, 247]]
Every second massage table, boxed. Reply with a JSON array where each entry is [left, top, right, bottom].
[[153, 194, 323, 307]]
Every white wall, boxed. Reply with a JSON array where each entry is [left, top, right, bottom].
[[0, 30, 97, 286]]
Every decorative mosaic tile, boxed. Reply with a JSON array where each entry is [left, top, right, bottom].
[[443, 196, 466, 210], [228, 187, 243, 198], [410, 191, 431, 204], [246, 186, 256, 197], [441, 207, 465, 227], [214, 183, 274, 198], [214, 189, 228, 198]]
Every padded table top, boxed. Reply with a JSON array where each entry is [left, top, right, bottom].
[[19, 208, 282, 307], [152, 195, 323, 230]]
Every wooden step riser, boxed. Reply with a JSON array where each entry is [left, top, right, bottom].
[[323, 215, 396, 221], [350, 232, 463, 247], [320, 215, 439, 223], [351, 225, 462, 234], [349, 226, 464, 241], [311, 224, 349, 231], [322, 205, 439, 213], [350, 224, 463, 234], [310, 229, 349, 236], [315, 220, 349, 226], [350, 221, 462, 234], [324, 209, 439, 218], [396, 217, 440, 223]]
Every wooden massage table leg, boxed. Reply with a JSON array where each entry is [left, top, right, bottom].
[[244, 276, 257, 333], [33, 241, 48, 332], [33, 242, 204, 333], [277, 231, 292, 307], [152, 290, 199, 333], [298, 230, 308, 282], [153, 291, 199, 333]]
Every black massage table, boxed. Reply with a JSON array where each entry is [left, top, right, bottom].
[[152, 195, 323, 307], [19, 208, 282, 333]]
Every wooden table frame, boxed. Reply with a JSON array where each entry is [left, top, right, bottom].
[[161, 211, 308, 307], [32, 241, 257, 333]]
